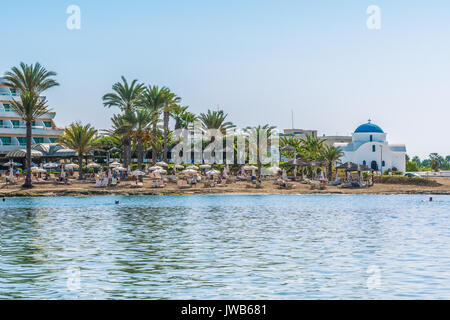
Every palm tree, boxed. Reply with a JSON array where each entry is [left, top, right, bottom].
[[162, 89, 181, 163], [104, 114, 133, 166], [322, 145, 344, 180], [102, 76, 144, 168], [140, 85, 168, 164], [59, 122, 97, 180], [121, 108, 154, 169], [198, 109, 235, 135], [172, 105, 189, 130], [244, 124, 276, 176], [3, 62, 59, 188], [301, 136, 326, 178]]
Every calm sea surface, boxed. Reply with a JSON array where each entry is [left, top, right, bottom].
[[1, 194, 449, 299]]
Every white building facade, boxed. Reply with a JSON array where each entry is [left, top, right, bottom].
[[334, 121, 406, 173], [0, 77, 63, 157]]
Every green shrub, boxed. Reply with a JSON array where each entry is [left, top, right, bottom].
[[374, 176, 441, 187], [406, 161, 419, 172]]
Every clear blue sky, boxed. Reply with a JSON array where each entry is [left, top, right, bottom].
[[1, 0, 449, 159]]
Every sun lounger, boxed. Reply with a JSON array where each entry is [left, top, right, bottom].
[[152, 179, 165, 188], [177, 180, 192, 189]]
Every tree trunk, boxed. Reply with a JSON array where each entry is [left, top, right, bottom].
[[78, 153, 84, 180], [137, 136, 143, 170], [126, 142, 132, 168], [152, 123, 157, 165], [328, 163, 333, 181], [122, 138, 129, 168], [23, 121, 33, 188], [163, 111, 169, 163]]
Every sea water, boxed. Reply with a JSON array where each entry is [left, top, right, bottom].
[[0, 194, 449, 299]]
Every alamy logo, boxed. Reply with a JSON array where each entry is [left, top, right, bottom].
[[66, 5, 81, 30], [366, 5, 381, 30]]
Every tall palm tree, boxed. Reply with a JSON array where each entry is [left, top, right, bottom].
[[59, 122, 97, 180], [322, 145, 344, 180], [162, 89, 181, 163], [198, 109, 235, 135], [104, 114, 134, 166], [102, 76, 144, 168], [244, 124, 276, 176], [301, 136, 326, 178], [140, 85, 168, 164], [3, 62, 59, 188], [171, 105, 189, 130], [121, 108, 154, 169]]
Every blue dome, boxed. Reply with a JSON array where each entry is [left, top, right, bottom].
[[354, 123, 384, 133]]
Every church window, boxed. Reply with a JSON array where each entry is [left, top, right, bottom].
[[372, 145, 376, 152]]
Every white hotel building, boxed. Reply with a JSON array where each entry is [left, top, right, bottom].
[[0, 77, 63, 157]]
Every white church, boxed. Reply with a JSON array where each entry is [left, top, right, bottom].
[[334, 121, 406, 173]]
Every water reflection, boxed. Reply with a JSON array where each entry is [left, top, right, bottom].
[[1, 195, 449, 299]]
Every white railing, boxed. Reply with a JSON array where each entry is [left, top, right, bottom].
[[417, 171, 450, 178]]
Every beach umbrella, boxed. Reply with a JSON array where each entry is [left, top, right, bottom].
[[207, 169, 221, 176], [109, 161, 121, 168], [200, 164, 211, 169], [87, 162, 100, 168], [149, 165, 163, 171], [156, 161, 169, 167], [243, 165, 257, 171], [267, 166, 281, 175], [182, 169, 198, 175], [186, 165, 199, 170], [113, 166, 126, 172], [131, 170, 146, 176], [154, 168, 167, 174], [174, 164, 184, 170], [43, 162, 58, 169], [65, 163, 79, 170]]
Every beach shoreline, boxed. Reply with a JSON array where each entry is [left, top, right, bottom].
[[1, 178, 449, 197]]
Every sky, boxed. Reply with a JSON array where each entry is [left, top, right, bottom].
[[1, 0, 449, 159]]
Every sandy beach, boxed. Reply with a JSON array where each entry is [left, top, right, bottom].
[[1, 177, 449, 197]]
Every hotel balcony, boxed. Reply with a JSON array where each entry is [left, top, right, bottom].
[[0, 125, 63, 136], [0, 93, 47, 104], [0, 136, 59, 154], [0, 109, 56, 119]]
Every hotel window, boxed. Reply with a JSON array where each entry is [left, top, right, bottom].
[[17, 137, 26, 145], [0, 120, 3, 127], [34, 137, 44, 143], [0, 137, 11, 145], [372, 145, 376, 152], [44, 121, 52, 128], [3, 104, 11, 111], [10, 88, 16, 95], [11, 120, 20, 128], [49, 138, 57, 143]]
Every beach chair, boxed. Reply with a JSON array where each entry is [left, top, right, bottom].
[[177, 180, 192, 189], [203, 180, 215, 188]]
